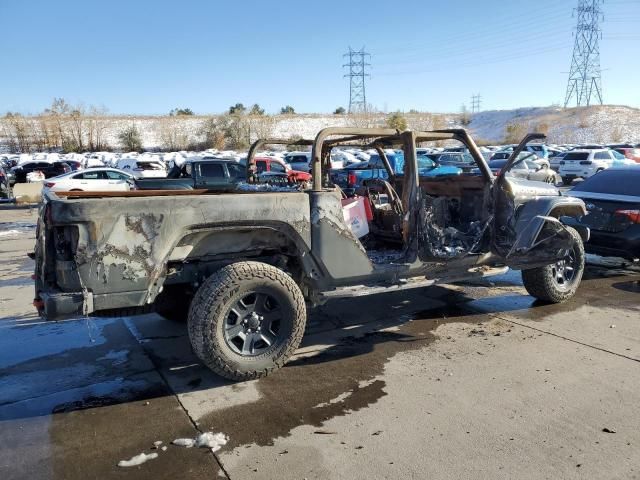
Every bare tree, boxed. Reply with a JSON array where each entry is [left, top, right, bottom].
[[246, 115, 275, 143], [504, 122, 528, 144]]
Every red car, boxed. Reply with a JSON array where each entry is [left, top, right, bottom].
[[254, 157, 312, 183], [614, 148, 640, 163]]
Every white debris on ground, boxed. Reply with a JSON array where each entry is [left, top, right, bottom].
[[195, 432, 229, 452], [173, 432, 229, 452], [0, 230, 21, 237], [313, 391, 354, 409], [172, 438, 196, 448], [117, 452, 159, 468], [152, 441, 163, 448]]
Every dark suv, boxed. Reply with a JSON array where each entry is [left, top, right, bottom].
[[12, 161, 71, 183]]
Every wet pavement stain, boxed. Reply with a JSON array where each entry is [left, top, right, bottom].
[[196, 292, 498, 450], [196, 268, 639, 451]]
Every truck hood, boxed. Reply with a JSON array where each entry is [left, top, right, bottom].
[[507, 177, 560, 198]]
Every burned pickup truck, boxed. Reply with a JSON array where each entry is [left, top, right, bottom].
[[35, 128, 589, 381]]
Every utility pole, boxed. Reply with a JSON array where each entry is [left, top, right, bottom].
[[564, 0, 604, 107], [471, 94, 482, 113], [343, 47, 371, 113]]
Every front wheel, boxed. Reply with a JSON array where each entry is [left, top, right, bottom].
[[188, 261, 306, 381], [521, 226, 585, 303]]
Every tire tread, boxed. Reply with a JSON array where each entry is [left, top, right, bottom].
[[188, 261, 306, 381]]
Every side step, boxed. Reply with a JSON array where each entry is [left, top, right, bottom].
[[318, 266, 510, 300], [319, 277, 436, 299]]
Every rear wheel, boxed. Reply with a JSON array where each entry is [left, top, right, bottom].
[[188, 261, 306, 381], [521, 226, 584, 303], [561, 177, 573, 186]]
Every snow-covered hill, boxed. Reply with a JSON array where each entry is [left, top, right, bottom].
[[469, 105, 640, 144], [1, 105, 638, 152]]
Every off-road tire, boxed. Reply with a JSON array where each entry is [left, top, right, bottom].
[[561, 177, 573, 186], [521, 226, 585, 303], [188, 261, 306, 381]]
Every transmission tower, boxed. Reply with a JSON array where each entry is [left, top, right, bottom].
[[343, 47, 371, 113], [564, 0, 604, 107], [471, 94, 482, 113]]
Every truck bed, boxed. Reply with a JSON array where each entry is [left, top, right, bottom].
[[35, 190, 312, 318]]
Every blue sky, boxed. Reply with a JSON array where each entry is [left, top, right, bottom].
[[1, 0, 638, 114]]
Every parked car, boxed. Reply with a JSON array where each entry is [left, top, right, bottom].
[[0, 165, 11, 198], [64, 160, 83, 171], [11, 161, 71, 183], [559, 149, 628, 185], [136, 158, 305, 192], [486, 159, 556, 183], [1, 160, 16, 186], [549, 151, 567, 170], [612, 147, 640, 163], [116, 158, 167, 179], [43, 168, 134, 193], [548, 147, 566, 159], [491, 150, 550, 169], [330, 152, 411, 189], [424, 152, 476, 173], [254, 157, 312, 184], [283, 152, 312, 172], [571, 144, 605, 150], [498, 144, 550, 160], [571, 166, 640, 259], [528, 144, 549, 159]]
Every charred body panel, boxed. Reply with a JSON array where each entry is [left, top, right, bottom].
[[37, 192, 316, 317]]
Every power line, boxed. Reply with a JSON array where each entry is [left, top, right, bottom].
[[343, 47, 371, 113], [471, 94, 482, 113], [564, 0, 604, 107], [374, 43, 566, 77]]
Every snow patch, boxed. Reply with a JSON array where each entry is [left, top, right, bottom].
[[0, 230, 20, 237], [195, 432, 228, 452], [117, 452, 158, 467], [173, 432, 228, 452], [172, 438, 195, 448], [313, 391, 353, 409]]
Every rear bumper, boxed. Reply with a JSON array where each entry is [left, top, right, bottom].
[[585, 227, 640, 260], [38, 291, 85, 319], [37, 288, 150, 320]]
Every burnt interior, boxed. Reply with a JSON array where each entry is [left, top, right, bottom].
[[322, 135, 493, 264]]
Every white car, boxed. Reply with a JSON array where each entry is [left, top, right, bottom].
[[559, 149, 628, 185], [43, 168, 134, 192], [283, 151, 312, 172], [116, 158, 167, 179]]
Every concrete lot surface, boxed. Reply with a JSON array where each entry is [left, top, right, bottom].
[[0, 206, 638, 479]]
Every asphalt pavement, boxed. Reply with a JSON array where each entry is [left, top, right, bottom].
[[0, 206, 639, 479]]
